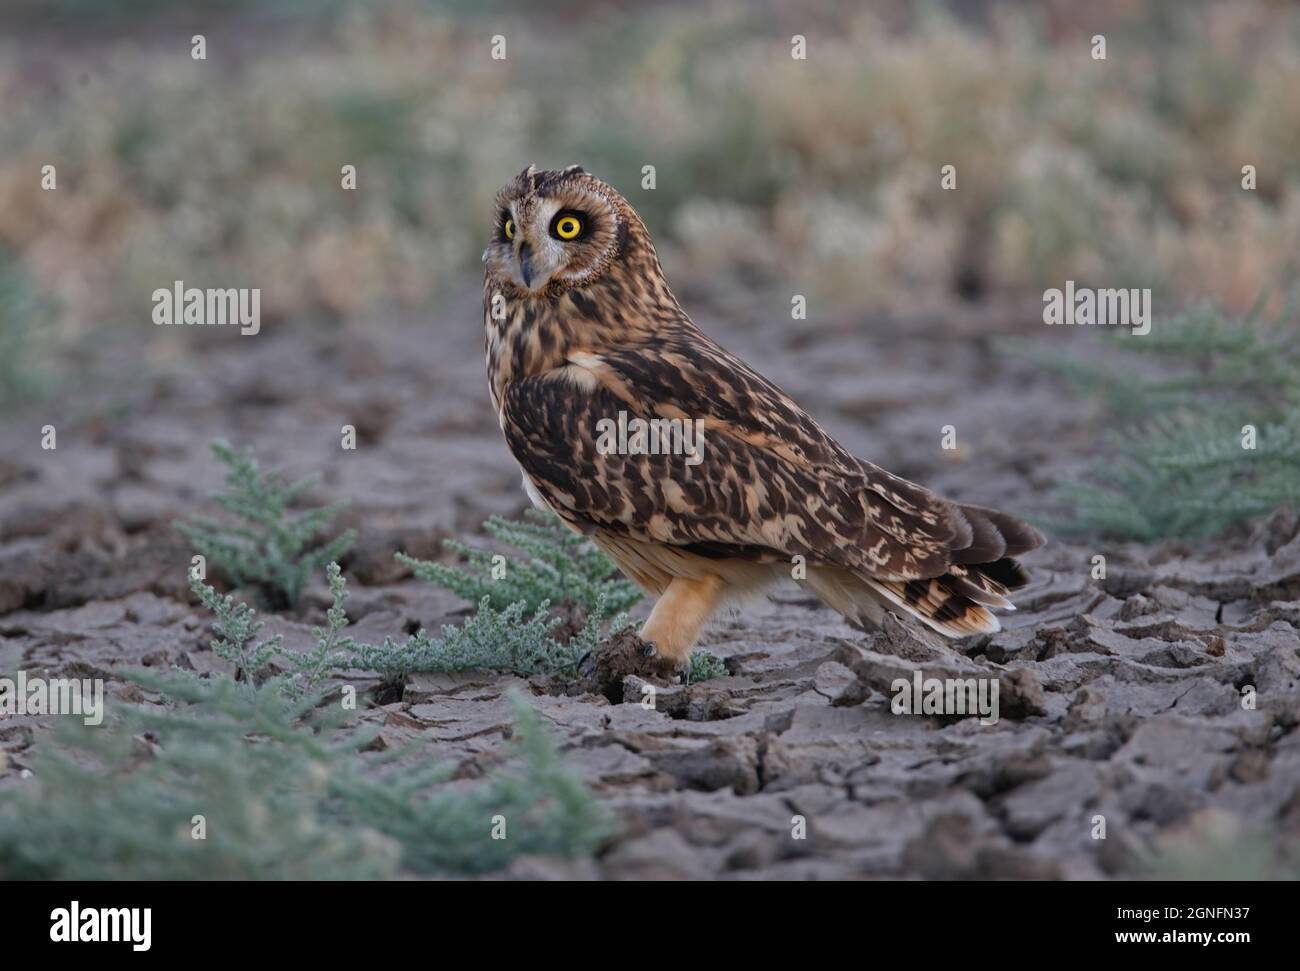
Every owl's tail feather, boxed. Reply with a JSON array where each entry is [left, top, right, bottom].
[[868, 503, 1043, 638], [865, 574, 1004, 638], [805, 519, 1040, 640], [806, 566, 1010, 639]]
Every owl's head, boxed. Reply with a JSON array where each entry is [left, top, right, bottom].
[[483, 165, 637, 297]]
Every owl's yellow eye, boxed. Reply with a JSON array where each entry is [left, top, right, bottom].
[[503, 218, 515, 241], [551, 212, 584, 241]]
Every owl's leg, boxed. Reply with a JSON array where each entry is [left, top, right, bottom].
[[640, 574, 723, 670]]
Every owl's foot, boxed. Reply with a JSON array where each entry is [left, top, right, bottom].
[[639, 639, 690, 683]]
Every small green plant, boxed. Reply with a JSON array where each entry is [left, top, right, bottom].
[[191, 569, 354, 694], [189, 572, 282, 685], [175, 441, 356, 609], [283, 561, 354, 697], [1004, 299, 1300, 540], [0, 670, 607, 879], [347, 593, 627, 686], [398, 510, 642, 615], [689, 650, 728, 683]]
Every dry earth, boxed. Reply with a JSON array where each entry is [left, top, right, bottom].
[[2, 294, 1298, 879]]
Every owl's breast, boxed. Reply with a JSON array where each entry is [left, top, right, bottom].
[[484, 291, 578, 416]]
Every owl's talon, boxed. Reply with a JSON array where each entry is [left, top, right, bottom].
[[637, 639, 689, 680]]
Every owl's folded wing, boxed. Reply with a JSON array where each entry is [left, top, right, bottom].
[[499, 337, 998, 583]]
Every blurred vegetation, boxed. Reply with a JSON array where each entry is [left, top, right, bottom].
[[0, 257, 53, 409], [1141, 811, 1297, 881], [1, 0, 1298, 402], [1006, 298, 1300, 540], [0, 669, 607, 879]]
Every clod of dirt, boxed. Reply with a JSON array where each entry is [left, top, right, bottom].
[[621, 675, 740, 721], [570, 628, 678, 702]]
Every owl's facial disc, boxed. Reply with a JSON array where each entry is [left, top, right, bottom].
[[508, 198, 591, 292], [486, 172, 623, 296]]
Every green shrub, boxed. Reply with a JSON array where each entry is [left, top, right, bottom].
[[346, 594, 626, 685], [175, 441, 356, 609], [399, 510, 642, 615]]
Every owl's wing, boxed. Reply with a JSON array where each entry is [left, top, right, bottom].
[[500, 333, 1037, 586]]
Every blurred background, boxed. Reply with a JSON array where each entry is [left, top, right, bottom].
[[3, 0, 1298, 365]]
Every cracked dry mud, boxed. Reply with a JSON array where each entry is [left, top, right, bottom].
[[2, 295, 1298, 879]]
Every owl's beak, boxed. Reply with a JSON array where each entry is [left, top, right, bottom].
[[517, 242, 534, 288]]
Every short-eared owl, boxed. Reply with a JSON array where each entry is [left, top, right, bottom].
[[483, 165, 1043, 671]]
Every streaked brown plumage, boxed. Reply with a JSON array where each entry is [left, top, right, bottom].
[[483, 165, 1044, 669]]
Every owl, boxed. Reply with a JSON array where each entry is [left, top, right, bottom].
[[483, 165, 1043, 672]]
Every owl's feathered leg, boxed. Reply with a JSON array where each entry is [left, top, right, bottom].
[[640, 574, 724, 669]]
